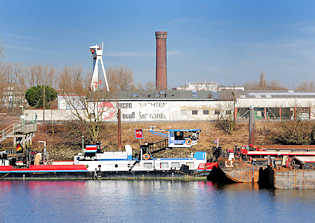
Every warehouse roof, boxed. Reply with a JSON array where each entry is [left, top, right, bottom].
[[243, 90, 315, 99], [106, 90, 218, 101]]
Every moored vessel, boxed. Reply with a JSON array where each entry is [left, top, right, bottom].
[[0, 129, 214, 180], [208, 144, 315, 189]]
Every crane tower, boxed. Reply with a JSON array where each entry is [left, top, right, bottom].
[[89, 43, 109, 92]]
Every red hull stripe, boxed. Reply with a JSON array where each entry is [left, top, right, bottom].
[[0, 165, 88, 171], [247, 152, 315, 156], [197, 162, 218, 170], [0, 170, 88, 173]]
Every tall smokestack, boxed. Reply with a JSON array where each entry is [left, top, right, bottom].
[[155, 31, 167, 91]]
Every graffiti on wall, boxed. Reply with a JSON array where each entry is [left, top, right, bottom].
[[138, 111, 167, 120], [118, 103, 132, 109], [98, 102, 116, 120], [139, 102, 166, 108], [97, 101, 168, 121]]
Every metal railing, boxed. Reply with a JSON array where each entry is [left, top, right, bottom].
[[0, 121, 37, 143], [148, 139, 169, 154]]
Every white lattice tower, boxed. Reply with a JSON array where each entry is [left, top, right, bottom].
[[89, 43, 109, 92]]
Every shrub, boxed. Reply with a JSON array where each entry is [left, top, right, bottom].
[[215, 115, 237, 135], [272, 120, 313, 145], [25, 85, 57, 108]]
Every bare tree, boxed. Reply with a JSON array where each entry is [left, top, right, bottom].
[[144, 81, 155, 91], [58, 66, 73, 92], [296, 81, 315, 92], [58, 66, 88, 95], [62, 90, 113, 144], [135, 82, 144, 91], [259, 72, 266, 89], [0, 63, 28, 110], [268, 80, 287, 90], [245, 73, 287, 90], [72, 67, 86, 94], [46, 66, 56, 88], [0, 46, 3, 59], [107, 66, 134, 93], [30, 65, 43, 86], [0, 63, 7, 109]]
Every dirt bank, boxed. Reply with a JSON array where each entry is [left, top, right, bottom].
[[25, 120, 277, 160]]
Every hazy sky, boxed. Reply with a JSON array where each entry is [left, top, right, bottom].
[[1, 0, 315, 88]]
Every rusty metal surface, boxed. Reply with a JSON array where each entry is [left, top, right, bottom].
[[220, 160, 260, 183], [257, 145, 315, 150], [274, 169, 315, 189]]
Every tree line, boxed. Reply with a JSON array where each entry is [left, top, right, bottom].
[[0, 63, 154, 95], [244, 72, 315, 91], [0, 61, 155, 111]]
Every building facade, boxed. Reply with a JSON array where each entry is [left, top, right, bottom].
[[24, 90, 315, 122]]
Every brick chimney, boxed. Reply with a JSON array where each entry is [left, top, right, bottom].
[[155, 31, 167, 90]]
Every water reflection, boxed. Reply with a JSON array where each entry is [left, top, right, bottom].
[[213, 182, 260, 191], [0, 181, 315, 223]]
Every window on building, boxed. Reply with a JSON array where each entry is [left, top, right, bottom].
[[215, 110, 220, 115], [226, 110, 232, 115], [203, 110, 209, 115], [192, 110, 198, 115]]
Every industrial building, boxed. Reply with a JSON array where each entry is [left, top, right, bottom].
[[23, 31, 315, 122], [23, 89, 315, 122]]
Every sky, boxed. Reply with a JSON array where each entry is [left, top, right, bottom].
[[1, 0, 315, 88]]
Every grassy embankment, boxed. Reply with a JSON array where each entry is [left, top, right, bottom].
[[29, 121, 277, 160], [2, 118, 311, 161]]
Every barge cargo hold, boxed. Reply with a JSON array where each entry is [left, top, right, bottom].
[[207, 160, 259, 184], [208, 145, 315, 187], [259, 165, 315, 190], [248, 145, 315, 189]]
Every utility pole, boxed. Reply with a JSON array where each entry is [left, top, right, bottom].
[[232, 91, 236, 124], [43, 86, 45, 124], [117, 108, 121, 150], [248, 106, 255, 145], [81, 136, 85, 150]]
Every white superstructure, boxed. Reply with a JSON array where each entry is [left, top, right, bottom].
[[74, 145, 207, 173]]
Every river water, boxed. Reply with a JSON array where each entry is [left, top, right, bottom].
[[0, 180, 315, 223]]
